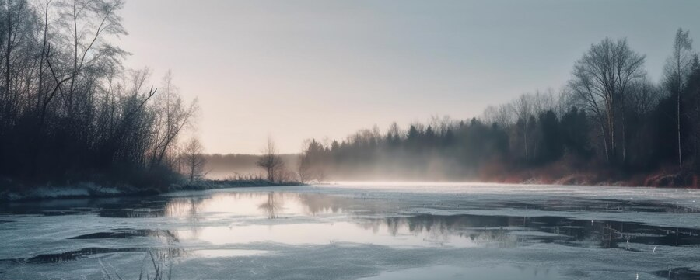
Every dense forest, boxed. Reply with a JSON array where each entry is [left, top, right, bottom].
[[299, 32, 700, 186], [0, 0, 197, 190]]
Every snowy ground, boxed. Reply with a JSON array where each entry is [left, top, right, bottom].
[[0, 183, 699, 279]]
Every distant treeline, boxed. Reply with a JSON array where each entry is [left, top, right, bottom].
[[0, 0, 195, 189], [204, 154, 299, 178], [300, 31, 700, 185]]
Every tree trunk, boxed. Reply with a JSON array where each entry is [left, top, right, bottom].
[[678, 88, 683, 167], [600, 122, 610, 163], [621, 98, 627, 166], [524, 125, 529, 160], [5, 0, 12, 103], [677, 50, 683, 167], [606, 106, 616, 164]]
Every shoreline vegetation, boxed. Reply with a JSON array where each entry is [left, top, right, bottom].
[[2, 171, 696, 202], [0, 1, 207, 197], [0, 178, 306, 202], [484, 164, 700, 188]]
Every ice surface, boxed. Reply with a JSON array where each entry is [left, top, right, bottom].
[[1, 183, 699, 279]]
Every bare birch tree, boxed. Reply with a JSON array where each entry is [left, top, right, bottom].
[[257, 136, 284, 182], [664, 28, 694, 166], [569, 38, 645, 164], [182, 137, 205, 182]]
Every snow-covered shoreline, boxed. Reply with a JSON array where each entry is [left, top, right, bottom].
[[0, 179, 305, 202], [1, 182, 129, 202]]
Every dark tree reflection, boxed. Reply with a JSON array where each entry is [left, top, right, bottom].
[[258, 192, 284, 219]]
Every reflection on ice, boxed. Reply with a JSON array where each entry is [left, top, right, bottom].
[[69, 229, 174, 240], [258, 192, 283, 219], [165, 192, 519, 248], [163, 192, 352, 220], [166, 191, 700, 250], [174, 222, 515, 248], [111, 191, 700, 250]]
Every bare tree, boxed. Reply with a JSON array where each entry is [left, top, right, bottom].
[[482, 104, 515, 127], [664, 28, 694, 166], [182, 137, 205, 182], [569, 38, 646, 164], [149, 71, 197, 168], [257, 136, 284, 183], [297, 140, 312, 183], [627, 78, 661, 116], [0, 0, 198, 189], [511, 94, 534, 160]]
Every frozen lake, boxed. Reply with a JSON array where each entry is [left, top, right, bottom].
[[1, 183, 700, 279]]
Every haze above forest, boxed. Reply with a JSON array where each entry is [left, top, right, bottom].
[[119, 0, 700, 154]]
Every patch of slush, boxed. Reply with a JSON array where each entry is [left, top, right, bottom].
[[358, 264, 560, 280], [189, 249, 267, 258], [29, 187, 90, 198], [6, 184, 123, 201]]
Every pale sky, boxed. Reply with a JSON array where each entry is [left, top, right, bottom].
[[120, 0, 700, 154]]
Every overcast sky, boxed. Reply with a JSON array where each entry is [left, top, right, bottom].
[[120, 0, 700, 154]]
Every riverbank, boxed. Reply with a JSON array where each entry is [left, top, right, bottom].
[[0, 179, 306, 202], [482, 164, 700, 188], [4, 168, 699, 202], [174, 179, 306, 191]]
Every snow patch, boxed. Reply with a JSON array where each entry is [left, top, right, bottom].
[[3, 182, 123, 201]]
